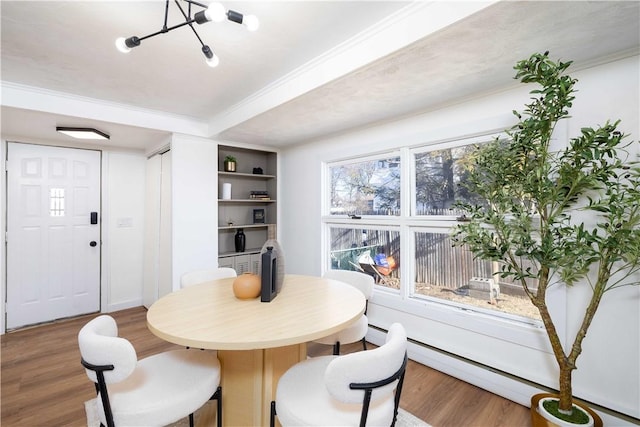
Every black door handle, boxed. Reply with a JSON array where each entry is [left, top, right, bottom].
[[90, 241, 97, 247]]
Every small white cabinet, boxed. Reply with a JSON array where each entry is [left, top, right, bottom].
[[219, 252, 261, 275]]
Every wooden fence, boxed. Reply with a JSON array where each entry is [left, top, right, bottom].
[[330, 228, 536, 293]]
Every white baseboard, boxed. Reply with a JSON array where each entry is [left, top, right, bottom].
[[366, 327, 636, 427], [105, 299, 142, 313]]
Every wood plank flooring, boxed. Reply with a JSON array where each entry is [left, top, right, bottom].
[[1, 306, 530, 426]]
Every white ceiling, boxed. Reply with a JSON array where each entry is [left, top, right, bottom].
[[1, 1, 639, 151]]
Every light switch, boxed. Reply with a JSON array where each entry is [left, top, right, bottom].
[[117, 217, 133, 228]]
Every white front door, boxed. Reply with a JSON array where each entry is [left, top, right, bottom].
[[6, 143, 101, 329]]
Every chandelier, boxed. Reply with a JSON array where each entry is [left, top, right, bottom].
[[115, 0, 259, 68]]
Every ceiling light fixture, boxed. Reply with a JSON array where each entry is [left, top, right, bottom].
[[56, 127, 110, 140], [115, 0, 258, 68]]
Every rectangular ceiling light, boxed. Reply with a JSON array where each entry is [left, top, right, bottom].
[[56, 127, 110, 140]]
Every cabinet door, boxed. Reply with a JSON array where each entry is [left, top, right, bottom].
[[250, 253, 261, 275], [218, 256, 234, 269], [235, 254, 251, 274]]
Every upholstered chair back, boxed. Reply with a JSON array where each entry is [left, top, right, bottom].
[[78, 315, 137, 384], [324, 322, 407, 403], [323, 269, 374, 300]]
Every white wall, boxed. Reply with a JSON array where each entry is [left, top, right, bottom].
[[280, 55, 640, 421], [170, 133, 219, 290]]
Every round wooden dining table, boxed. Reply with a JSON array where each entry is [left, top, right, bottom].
[[147, 274, 366, 426]]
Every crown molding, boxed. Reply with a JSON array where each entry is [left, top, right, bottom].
[[1, 81, 209, 136]]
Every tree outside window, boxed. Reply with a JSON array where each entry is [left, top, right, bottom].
[[324, 143, 540, 322], [330, 156, 400, 216]]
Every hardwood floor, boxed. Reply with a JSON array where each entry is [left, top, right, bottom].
[[1, 306, 530, 426]]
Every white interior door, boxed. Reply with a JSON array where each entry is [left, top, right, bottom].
[[143, 150, 171, 308], [6, 143, 101, 329], [158, 152, 172, 296], [143, 154, 161, 308]]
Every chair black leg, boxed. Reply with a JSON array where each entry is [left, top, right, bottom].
[[210, 386, 222, 427], [189, 413, 194, 427], [270, 401, 276, 427], [361, 337, 367, 351], [333, 341, 341, 355]]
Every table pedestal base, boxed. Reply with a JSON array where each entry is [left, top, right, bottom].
[[198, 343, 307, 426]]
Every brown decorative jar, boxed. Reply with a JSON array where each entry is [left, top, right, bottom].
[[232, 273, 261, 299]]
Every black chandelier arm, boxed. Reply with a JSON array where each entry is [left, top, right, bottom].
[[173, 0, 207, 48], [183, 0, 208, 9], [162, 0, 170, 31], [136, 17, 198, 43]]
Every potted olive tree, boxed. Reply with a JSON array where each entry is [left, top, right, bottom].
[[452, 52, 640, 425]]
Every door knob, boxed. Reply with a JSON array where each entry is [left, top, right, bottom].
[[90, 241, 97, 247]]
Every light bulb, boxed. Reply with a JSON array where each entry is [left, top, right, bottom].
[[115, 37, 131, 53], [206, 54, 220, 68], [243, 14, 259, 31], [205, 2, 226, 22]]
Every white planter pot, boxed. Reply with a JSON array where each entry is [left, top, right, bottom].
[[537, 397, 594, 427]]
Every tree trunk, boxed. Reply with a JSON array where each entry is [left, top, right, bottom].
[[558, 364, 574, 413], [530, 268, 576, 413]]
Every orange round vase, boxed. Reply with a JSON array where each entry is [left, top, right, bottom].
[[232, 273, 261, 299]]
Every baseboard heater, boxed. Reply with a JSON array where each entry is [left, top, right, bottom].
[[368, 324, 639, 425]]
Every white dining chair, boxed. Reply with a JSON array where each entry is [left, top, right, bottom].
[[271, 322, 408, 427], [180, 267, 237, 288], [313, 269, 374, 354], [78, 315, 222, 427]]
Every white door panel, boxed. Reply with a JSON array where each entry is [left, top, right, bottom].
[[7, 143, 101, 329], [158, 152, 172, 297], [143, 154, 161, 308], [143, 151, 172, 308]]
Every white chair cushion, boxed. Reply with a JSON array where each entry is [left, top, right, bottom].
[[313, 314, 369, 346], [96, 349, 220, 427], [276, 356, 395, 427]]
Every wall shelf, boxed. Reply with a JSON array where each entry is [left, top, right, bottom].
[[219, 249, 261, 257], [219, 171, 275, 180], [218, 223, 274, 230], [218, 144, 277, 273], [218, 199, 276, 203]]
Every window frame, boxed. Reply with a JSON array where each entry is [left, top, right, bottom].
[[321, 132, 557, 352]]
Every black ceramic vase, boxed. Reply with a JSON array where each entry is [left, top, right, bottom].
[[234, 229, 246, 252]]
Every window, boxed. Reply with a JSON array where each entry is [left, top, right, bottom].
[[49, 188, 65, 217], [323, 138, 540, 323], [328, 226, 400, 291], [412, 230, 540, 321], [329, 155, 400, 216], [414, 145, 483, 216]]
